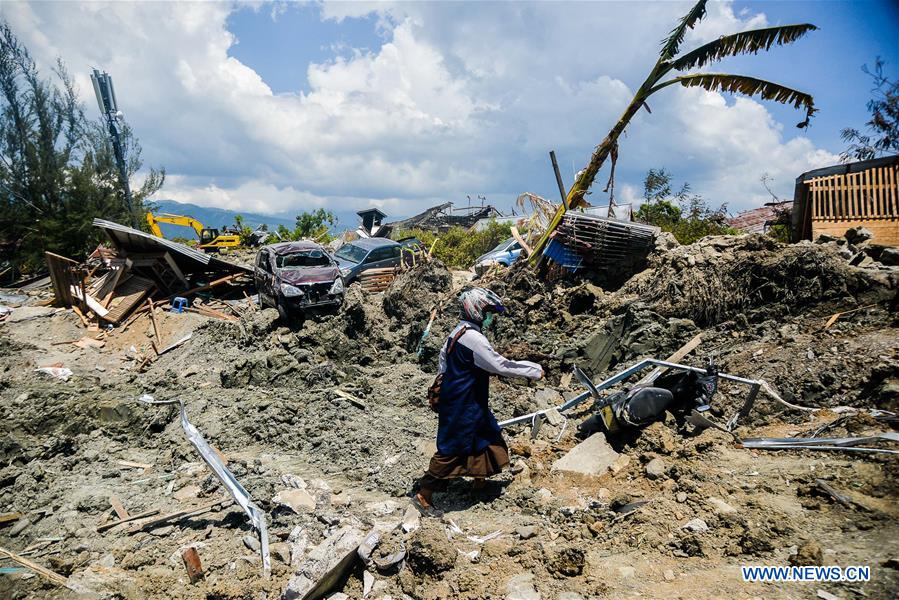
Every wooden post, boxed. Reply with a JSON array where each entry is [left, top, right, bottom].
[[147, 298, 162, 353]]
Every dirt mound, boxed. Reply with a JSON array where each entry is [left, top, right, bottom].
[[623, 235, 897, 325]]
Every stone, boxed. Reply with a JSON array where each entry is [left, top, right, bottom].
[[790, 541, 823, 566], [707, 497, 738, 514], [283, 526, 367, 600], [271, 542, 292, 565], [407, 520, 457, 575], [844, 226, 873, 244], [243, 534, 261, 553], [273, 488, 317, 514], [551, 433, 620, 477], [516, 526, 537, 540], [506, 572, 541, 600], [533, 389, 562, 409], [676, 492, 688, 503], [682, 518, 709, 533], [610, 453, 631, 475], [644, 458, 667, 480], [401, 505, 421, 534], [98, 400, 132, 423], [663, 569, 675, 581], [618, 566, 635, 579], [546, 547, 585, 577], [558, 593, 584, 600], [879, 247, 899, 266]]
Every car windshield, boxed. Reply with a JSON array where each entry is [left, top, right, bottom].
[[276, 250, 330, 269], [488, 238, 515, 253], [334, 244, 368, 264]]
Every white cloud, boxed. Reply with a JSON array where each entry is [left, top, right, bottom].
[[1, 0, 839, 219]]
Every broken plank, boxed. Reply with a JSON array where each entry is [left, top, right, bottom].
[[116, 459, 153, 470], [128, 498, 232, 533], [175, 273, 243, 299], [0, 512, 23, 527], [333, 389, 366, 409], [109, 496, 129, 521], [815, 479, 854, 509], [96, 508, 160, 533], [636, 333, 702, 386], [158, 333, 192, 356], [510, 226, 532, 257], [147, 298, 162, 353], [0, 545, 68, 587]]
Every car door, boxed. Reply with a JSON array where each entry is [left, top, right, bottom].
[[362, 247, 388, 272], [254, 249, 273, 304]]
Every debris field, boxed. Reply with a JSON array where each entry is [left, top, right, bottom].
[[0, 228, 897, 600]]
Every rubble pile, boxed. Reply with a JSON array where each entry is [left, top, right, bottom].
[[0, 230, 897, 599]]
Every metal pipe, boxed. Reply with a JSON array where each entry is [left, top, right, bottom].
[[549, 150, 569, 210]]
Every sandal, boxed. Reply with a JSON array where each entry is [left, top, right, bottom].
[[411, 494, 444, 518]]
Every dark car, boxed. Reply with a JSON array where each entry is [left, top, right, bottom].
[[333, 237, 402, 284], [254, 241, 344, 320]]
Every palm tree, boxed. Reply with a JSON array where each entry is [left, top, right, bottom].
[[530, 0, 817, 260]]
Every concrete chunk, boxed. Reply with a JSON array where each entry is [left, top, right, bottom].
[[551, 433, 620, 477], [282, 526, 367, 600]]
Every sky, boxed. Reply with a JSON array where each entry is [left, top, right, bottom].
[[3, 0, 898, 223]]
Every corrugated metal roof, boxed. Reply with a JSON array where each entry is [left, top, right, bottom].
[[93, 219, 251, 274]]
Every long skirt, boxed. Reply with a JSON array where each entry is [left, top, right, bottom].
[[419, 442, 510, 490]]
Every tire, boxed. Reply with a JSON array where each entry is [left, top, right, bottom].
[[276, 300, 290, 323]]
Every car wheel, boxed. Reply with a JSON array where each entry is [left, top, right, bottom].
[[276, 300, 290, 323]]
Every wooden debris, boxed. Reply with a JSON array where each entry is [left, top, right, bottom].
[[815, 479, 856, 509], [0, 545, 68, 587], [636, 333, 702, 386], [71, 305, 90, 328], [158, 333, 192, 356], [0, 512, 23, 527], [333, 389, 367, 409], [73, 336, 105, 350], [96, 508, 160, 533], [181, 547, 205, 583], [176, 273, 243, 299], [147, 298, 163, 353], [128, 498, 232, 533], [116, 459, 153, 470], [109, 496, 129, 521], [359, 267, 397, 293], [823, 303, 879, 330]]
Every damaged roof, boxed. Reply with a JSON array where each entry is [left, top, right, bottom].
[[93, 218, 251, 275]]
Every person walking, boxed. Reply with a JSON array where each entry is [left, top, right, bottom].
[[413, 287, 543, 515]]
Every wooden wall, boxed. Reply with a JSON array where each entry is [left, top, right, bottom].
[[808, 163, 899, 246]]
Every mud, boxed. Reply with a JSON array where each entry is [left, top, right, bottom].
[[0, 233, 897, 599]]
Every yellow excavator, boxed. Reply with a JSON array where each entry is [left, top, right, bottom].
[[146, 212, 241, 252]]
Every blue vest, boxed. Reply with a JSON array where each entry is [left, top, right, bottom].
[[436, 335, 503, 456]]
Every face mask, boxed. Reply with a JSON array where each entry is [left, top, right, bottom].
[[482, 313, 495, 330]]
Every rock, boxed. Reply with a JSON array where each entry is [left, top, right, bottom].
[[283, 526, 367, 600], [407, 520, 457, 575], [644, 457, 667, 480], [879, 247, 899, 266], [558, 593, 584, 600], [663, 569, 675, 581], [676, 492, 687, 503], [271, 542, 292, 565], [401, 505, 421, 534], [844, 226, 873, 244], [516, 526, 537, 540], [273, 488, 317, 514], [610, 453, 631, 475], [707, 497, 738, 514], [363, 570, 375, 598], [98, 400, 132, 423], [243, 534, 261, 553], [327, 594, 349, 600], [546, 547, 585, 577], [551, 433, 620, 477], [790, 541, 823, 566], [682, 518, 709, 533], [506, 572, 541, 600], [618, 566, 635, 579], [533, 389, 562, 409]]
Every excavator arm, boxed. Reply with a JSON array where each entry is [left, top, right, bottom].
[[146, 212, 206, 239]]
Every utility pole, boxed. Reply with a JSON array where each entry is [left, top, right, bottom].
[[91, 69, 138, 228]]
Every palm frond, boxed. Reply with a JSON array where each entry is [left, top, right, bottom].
[[654, 73, 817, 128], [669, 24, 817, 71], [660, 0, 708, 61]]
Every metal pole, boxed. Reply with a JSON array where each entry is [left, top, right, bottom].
[[92, 69, 138, 228], [549, 150, 569, 210]]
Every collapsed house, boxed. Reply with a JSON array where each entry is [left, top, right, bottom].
[[386, 202, 502, 233]]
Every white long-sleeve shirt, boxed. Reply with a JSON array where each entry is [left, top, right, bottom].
[[438, 320, 543, 380]]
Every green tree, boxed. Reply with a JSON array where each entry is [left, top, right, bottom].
[[394, 219, 513, 268], [0, 20, 163, 272], [287, 208, 336, 242], [841, 58, 899, 162], [531, 0, 817, 260], [635, 169, 734, 244]]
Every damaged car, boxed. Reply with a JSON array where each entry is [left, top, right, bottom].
[[254, 241, 344, 320], [473, 237, 523, 276], [333, 237, 402, 284]]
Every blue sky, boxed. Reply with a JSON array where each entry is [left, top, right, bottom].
[[5, 1, 898, 222]]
